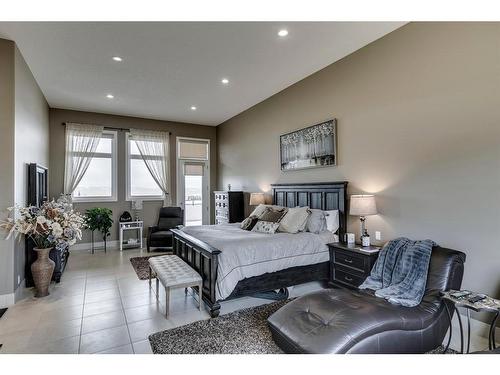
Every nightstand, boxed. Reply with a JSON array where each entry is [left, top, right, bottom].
[[328, 242, 380, 289]]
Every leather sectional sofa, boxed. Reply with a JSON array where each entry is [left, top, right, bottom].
[[268, 246, 466, 353]]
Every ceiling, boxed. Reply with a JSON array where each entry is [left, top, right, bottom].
[[0, 22, 404, 126]]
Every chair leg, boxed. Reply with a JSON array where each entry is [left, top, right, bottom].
[[184, 287, 188, 295], [156, 278, 159, 299]]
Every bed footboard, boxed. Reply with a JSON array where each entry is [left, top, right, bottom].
[[171, 229, 221, 317]]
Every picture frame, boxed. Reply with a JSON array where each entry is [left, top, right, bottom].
[[280, 119, 337, 171]]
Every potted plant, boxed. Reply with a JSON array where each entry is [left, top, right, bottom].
[[84, 208, 113, 253], [1, 200, 84, 297]]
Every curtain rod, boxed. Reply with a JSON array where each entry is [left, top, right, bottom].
[[61, 122, 172, 135]]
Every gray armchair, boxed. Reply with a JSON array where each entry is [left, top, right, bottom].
[[147, 207, 184, 252]]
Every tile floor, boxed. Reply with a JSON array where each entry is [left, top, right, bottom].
[[0, 246, 324, 354]]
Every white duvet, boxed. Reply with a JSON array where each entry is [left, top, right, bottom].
[[181, 223, 335, 300]]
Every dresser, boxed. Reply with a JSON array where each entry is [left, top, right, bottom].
[[214, 191, 245, 224], [328, 242, 380, 289]]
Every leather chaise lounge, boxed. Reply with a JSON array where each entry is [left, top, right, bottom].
[[268, 246, 466, 354]]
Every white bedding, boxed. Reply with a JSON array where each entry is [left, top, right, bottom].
[[180, 223, 336, 300]]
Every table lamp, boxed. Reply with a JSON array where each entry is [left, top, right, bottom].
[[349, 194, 377, 246], [249, 193, 265, 206]]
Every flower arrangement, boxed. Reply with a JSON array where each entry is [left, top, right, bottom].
[[1, 199, 85, 251]]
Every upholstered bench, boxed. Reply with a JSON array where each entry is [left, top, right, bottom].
[[148, 255, 203, 318], [267, 246, 466, 353]]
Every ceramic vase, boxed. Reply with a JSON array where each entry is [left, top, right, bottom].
[[31, 248, 55, 297]]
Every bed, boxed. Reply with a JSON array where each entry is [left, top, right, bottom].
[[170, 181, 348, 318]]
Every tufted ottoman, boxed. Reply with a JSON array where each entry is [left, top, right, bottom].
[[149, 255, 203, 318]]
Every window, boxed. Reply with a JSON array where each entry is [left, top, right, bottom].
[[126, 134, 164, 200], [72, 131, 117, 202]]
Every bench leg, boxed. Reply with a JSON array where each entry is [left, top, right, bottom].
[[198, 283, 202, 311], [165, 287, 170, 318], [156, 278, 159, 300], [149, 266, 152, 288]]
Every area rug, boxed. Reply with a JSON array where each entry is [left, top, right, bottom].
[[149, 300, 286, 354], [148, 300, 456, 354], [129, 255, 165, 280]]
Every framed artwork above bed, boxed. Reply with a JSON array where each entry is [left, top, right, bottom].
[[280, 119, 337, 171]]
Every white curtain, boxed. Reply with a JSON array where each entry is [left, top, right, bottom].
[[63, 123, 104, 196], [130, 128, 171, 205]]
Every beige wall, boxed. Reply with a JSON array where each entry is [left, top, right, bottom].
[[217, 23, 500, 321], [49, 108, 217, 243], [13, 46, 50, 293], [0, 40, 49, 302], [0, 39, 16, 300]]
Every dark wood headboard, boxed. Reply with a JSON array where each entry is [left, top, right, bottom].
[[271, 181, 348, 238]]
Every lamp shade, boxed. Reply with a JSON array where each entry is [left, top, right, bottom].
[[249, 193, 265, 206], [349, 195, 377, 216]]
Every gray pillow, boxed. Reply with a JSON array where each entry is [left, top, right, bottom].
[[306, 209, 327, 234], [240, 215, 259, 231], [258, 207, 287, 223]]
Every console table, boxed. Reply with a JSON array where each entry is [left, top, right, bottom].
[[119, 221, 144, 251]]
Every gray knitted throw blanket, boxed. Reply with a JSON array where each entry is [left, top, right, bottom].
[[359, 237, 435, 307]]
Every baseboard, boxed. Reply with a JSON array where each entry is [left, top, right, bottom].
[[14, 279, 26, 303], [0, 293, 15, 308]]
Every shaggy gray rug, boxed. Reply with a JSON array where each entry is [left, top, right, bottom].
[[148, 300, 455, 354], [149, 300, 285, 354]]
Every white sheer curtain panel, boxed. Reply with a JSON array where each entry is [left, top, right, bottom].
[[130, 128, 171, 205], [63, 123, 104, 196]]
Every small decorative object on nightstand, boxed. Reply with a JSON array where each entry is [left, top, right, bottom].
[[349, 194, 377, 246], [328, 242, 380, 289]]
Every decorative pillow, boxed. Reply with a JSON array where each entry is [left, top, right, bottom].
[[258, 207, 287, 223], [251, 220, 280, 234], [249, 204, 287, 218], [306, 209, 327, 234], [240, 215, 259, 231], [324, 210, 339, 233], [278, 206, 311, 234]]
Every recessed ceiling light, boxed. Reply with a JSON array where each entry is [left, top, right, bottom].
[[112, 56, 123, 62], [221, 78, 229, 85], [278, 29, 289, 37], [190, 106, 197, 111], [106, 94, 114, 99]]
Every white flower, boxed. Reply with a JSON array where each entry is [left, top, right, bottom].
[[51, 222, 63, 237], [36, 216, 46, 225]]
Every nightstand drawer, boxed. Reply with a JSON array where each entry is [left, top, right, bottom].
[[333, 249, 365, 272], [334, 267, 365, 288]]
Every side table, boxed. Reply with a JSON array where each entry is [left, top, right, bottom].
[[119, 221, 144, 251], [441, 290, 500, 353]]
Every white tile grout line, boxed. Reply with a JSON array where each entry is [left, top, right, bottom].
[[116, 276, 135, 354], [77, 271, 88, 354]]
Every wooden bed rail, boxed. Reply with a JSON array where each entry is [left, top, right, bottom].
[[171, 229, 221, 317]]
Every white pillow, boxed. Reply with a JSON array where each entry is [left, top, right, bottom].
[[324, 210, 339, 233], [249, 204, 287, 218], [278, 206, 311, 234], [306, 209, 327, 234], [251, 221, 280, 234]]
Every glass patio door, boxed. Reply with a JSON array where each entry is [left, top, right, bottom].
[[178, 160, 209, 226]]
